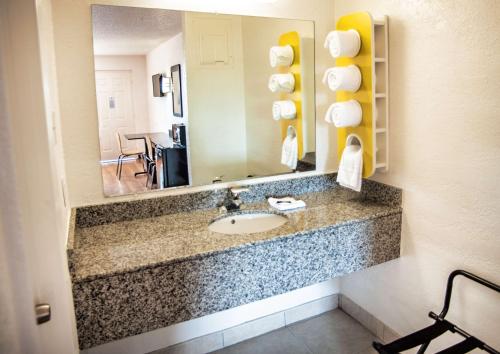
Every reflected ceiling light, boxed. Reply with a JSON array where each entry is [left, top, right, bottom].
[[161, 75, 173, 94]]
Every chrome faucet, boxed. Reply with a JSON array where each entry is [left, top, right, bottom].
[[220, 186, 250, 212]]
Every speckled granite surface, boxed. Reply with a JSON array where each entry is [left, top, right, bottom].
[[70, 188, 398, 282], [74, 173, 400, 228], [361, 179, 402, 207], [69, 176, 402, 349]]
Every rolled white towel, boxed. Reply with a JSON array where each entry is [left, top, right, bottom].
[[322, 65, 361, 92], [273, 100, 296, 120], [268, 73, 295, 93], [268, 197, 306, 211], [325, 100, 362, 127], [269, 45, 294, 67], [324, 29, 361, 58]]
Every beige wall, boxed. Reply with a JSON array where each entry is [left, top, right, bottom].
[[241, 17, 315, 177], [334, 0, 500, 349], [146, 33, 186, 133], [51, 0, 335, 206], [184, 12, 249, 186], [94, 55, 150, 135]]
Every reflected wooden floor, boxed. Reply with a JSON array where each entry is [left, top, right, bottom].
[[101, 159, 150, 196]]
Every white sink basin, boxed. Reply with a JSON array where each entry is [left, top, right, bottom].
[[209, 212, 287, 235]]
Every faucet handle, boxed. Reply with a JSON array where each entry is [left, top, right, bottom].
[[230, 187, 249, 197]]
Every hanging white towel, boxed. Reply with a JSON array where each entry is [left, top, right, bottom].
[[269, 45, 294, 67], [337, 138, 363, 192], [322, 65, 361, 92], [273, 100, 296, 120], [268, 197, 306, 211], [281, 132, 298, 170], [268, 73, 295, 93]]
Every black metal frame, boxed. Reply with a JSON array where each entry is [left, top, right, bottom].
[[373, 269, 500, 354], [171, 64, 183, 117]]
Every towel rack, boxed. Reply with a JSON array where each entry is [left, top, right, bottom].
[[373, 270, 500, 354], [329, 12, 389, 178], [272, 31, 304, 160]]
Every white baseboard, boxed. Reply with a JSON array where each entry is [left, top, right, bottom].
[[100, 157, 138, 165]]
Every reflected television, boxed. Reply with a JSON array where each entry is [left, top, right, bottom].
[[152, 73, 165, 97]]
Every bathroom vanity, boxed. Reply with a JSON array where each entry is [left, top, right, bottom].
[[67, 174, 402, 349]]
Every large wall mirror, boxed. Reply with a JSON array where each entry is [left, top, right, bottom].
[[91, 5, 316, 197]]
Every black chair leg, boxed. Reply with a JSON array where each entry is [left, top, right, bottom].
[[152, 165, 156, 186], [116, 155, 124, 176], [146, 162, 157, 188], [145, 164, 151, 187], [118, 156, 124, 180]]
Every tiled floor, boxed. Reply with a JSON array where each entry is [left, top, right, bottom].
[[212, 309, 379, 354]]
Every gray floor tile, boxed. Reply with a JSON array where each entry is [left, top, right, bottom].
[[212, 327, 312, 354], [288, 309, 377, 354], [155, 309, 382, 354], [357, 347, 379, 354], [149, 332, 223, 354]]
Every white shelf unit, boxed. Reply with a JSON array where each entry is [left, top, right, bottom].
[[373, 16, 389, 172]]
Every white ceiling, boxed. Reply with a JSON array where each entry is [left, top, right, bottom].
[[92, 5, 183, 56]]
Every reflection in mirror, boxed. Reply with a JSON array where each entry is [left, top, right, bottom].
[[170, 64, 183, 117], [91, 5, 316, 197]]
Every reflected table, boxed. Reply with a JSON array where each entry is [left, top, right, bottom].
[[124, 132, 188, 188], [123, 132, 156, 177]]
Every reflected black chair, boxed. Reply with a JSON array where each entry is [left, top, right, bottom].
[[115, 133, 144, 180]]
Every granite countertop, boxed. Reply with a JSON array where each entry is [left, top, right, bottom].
[[69, 188, 401, 282]]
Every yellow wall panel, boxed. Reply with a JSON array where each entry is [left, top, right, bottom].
[[336, 12, 375, 178]]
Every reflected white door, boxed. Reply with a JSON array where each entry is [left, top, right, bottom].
[[95, 70, 136, 161]]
